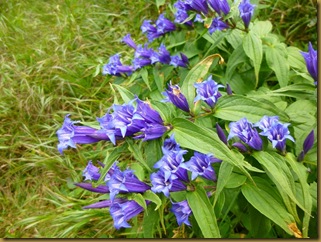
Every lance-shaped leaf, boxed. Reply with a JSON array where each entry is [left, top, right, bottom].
[[243, 31, 263, 87], [186, 184, 220, 238], [214, 95, 290, 123], [241, 178, 300, 237]]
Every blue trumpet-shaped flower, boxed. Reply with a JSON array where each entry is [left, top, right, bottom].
[[170, 53, 189, 68], [208, 17, 229, 34], [151, 44, 171, 64], [194, 75, 224, 108], [185, 0, 209, 15], [182, 152, 221, 181], [298, 130, 314, 161], [170, 200, 192, 226], [107, 168, 151, 201], [155, 14, 176, 34], [208, 0, 230, 15], [57, 114, 110, 154], [110, 199, 147, 230], [122, 33, 137, 49], [150, 169, 187, 197], [228, 118, 262, 151], [163, 82, 190, 112], [254, 116, 280, 133], [102, 54, 134, 76], [301, 42, 318, 85], [260, 122, 295, 152], [82, 161, 101, 181], [173, 0, 193, 26], [162, 134, 181, 154], [238, 0, 255, 28]]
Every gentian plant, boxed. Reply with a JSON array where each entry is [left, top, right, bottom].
[[56, 0, 317, 238]]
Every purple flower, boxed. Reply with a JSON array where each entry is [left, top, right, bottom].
[[260, 122, 295, 152], [228, 118, 262, 151], [174, 1, 193, 26], [83, 198, 126, 209], [194, 75, 224, 108], [154, 150, 189, 182], [170, 200, 192, 226], [208, 17, 229, 34], [194, 14, 204, 23], [163, 82, 190, 112], [134, 98, 164, 125], [151, 44, 171, 64], [182, 152, 221, 181], [298, 130, 315, 161], [170, 53, 189, 68], [141, 20, 161, 42], [216, 123, 227, 145], [162, 134, 181, 154], [208, 0, 230, 15], [110, 199, 147, 230], [133, 44, 155, 69], [185, 0, 209, 15], [107, 168, 151, 201], [122, 33, 137, 49], [97, 111, 122, 145], [112, 102, 145, 137], [57, 114, 109, 154], [238, 0, 256, 28], [82, 161, 101, 181], [254, 116, 280, 133], [226, 83, 233, 95], [150, 169, 187, 197], [75, 183, 110, 193], [102, 54, 134, 76], [156, 14, 176, 34], [301, 42, 318, 85], [134, 123, 169, 141]]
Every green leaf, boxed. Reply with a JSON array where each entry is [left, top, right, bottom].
[[243, 31, 263, 85], [186, 184, 221, 238], [252, 151, 308, 218], [126, 139, 152, 172], [225, 44, 248, 82], [143, 203, 160, 238], [131, 193, 147, 211], [287, 46, 306, 71], [150, 100, 175, 124], [285, 153, 313, 238], [112, 83, 135, 103], [144, 138, 163, 170], [97, 144, 128, 184], [214, 94, 290, 123], [181, 54, 223, 108], [143, 190, 162, 210], [130, 163, 145, 181], [140, 68, 151, 90], [241, 179, 297, 237], [269, 83, 316, 99], [265, 44, 289, 87], [224, 172, 247, 189], [252, 20, 272, 36], [225, 29, 244, 49], [155, 0, 165, 9]]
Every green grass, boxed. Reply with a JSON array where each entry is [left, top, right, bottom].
[[0, 0, 158, 237], [0, 0, 317, 238]]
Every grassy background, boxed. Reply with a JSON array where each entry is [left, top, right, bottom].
[[0, 0, 317, 238]]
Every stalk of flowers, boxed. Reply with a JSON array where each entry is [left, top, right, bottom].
[[75, 161, 151, 229], [56, 97, 170, 153]]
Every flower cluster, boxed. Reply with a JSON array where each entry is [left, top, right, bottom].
[[222, 116, 295, 153], [150, 135, 221, 226], [56, 97, 169, 153], [173, 0, 256, 32], [76, 161, 150, 230], [163, 76, 225, 113], [103, 35, 189, 76]]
